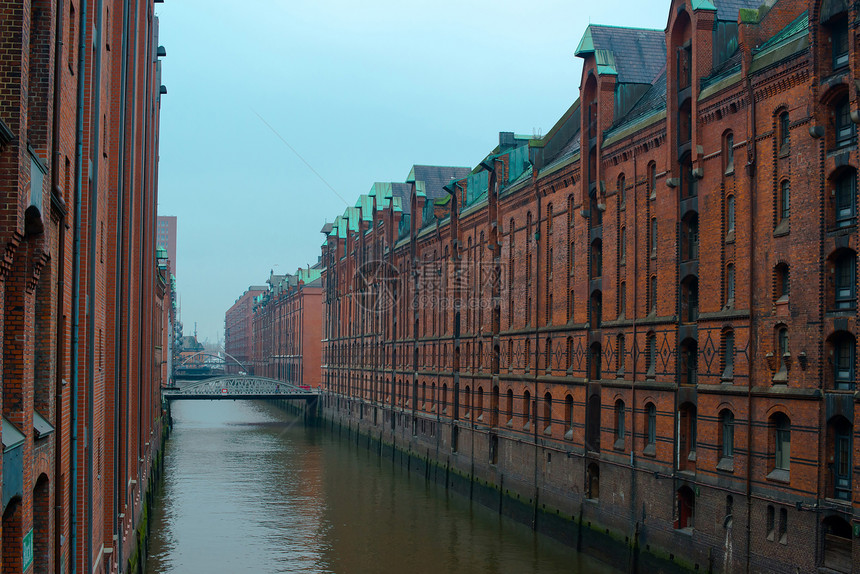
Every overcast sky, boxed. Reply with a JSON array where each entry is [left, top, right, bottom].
[[155, 0, 667, 343]]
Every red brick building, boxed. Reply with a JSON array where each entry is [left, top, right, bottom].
[[225, 286, 267, 374], [244, 267, 323, 388], [317, 2, 860, 571], [0, 1, 168, 572]]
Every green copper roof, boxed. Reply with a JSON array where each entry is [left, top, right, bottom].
[[575, 26, 595, 56], [415, 180, 426, 199], [357, 195, 374, 221], [691, 0, 716, 11], [595, 49, 618, 76]]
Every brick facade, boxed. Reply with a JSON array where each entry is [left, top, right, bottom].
[[309, 1, 860, 572], [225, 286, 266, 374], [0, 1, 168, 572]]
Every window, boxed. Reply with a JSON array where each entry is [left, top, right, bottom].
[[68, 3, 76, 72], [724, 132, 734, 173], [569, 242, 575, 275], [722, 330, 735, 380], [614, 400, 625, 447], [831, 417, 852, 500], [650, 275, 657, 314], [681, 276, 698, 323], [678, 403, 697, 471], [591, 239, 602, 278], [506, 389, 514, 426], [618, 174, 626, 207], [779, 112, 790, 150], [646, 332, 656, 378], [679, 338, 697, 386], [778, 180, 790, 222], [545, 337, 552, 373], [775, 264, 789, 301], [677, 486, 695, 529], [726, 195, 735, 234], [565, 395, 574, 438], [832, 332, 855, 389], [645, 403, 657, 451], [720, 410, 734, 461], [833, 170, 856, 227], [616, 334, 625, 374], [650, 218, 657, 257], [772, 413, 791, 472], [546, 204, 553, 235], [619, 227, 626, 265], [774, 327, 789, 383], [543, 392, 552, 434], [590, 342, 602, 381], [835, 95, 855, 148], [725, 263, 735, 306], [681, 214, 698, 261], [831, 16, 849, 69], [649, 162, 656, 199], [566, 337, 573, 371], [522, 389, 532, 430], [590, 291, 602, 328], [833, 250, 856, 309], [619, 281, 626, 318]]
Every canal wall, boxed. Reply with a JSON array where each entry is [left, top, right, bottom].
[[279, 396, 698, 574], [125, 416, 169, 574]]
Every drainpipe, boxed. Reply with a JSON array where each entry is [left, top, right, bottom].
[[85, 0, 107, 571], [743, 69, 757, 574], [113, 0, 133, 569], [70, 0, 90, 571], [50, 0, 67, 570]]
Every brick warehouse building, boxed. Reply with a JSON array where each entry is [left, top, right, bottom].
[[246, 267, 323, 387], [225, 285, 267, 374], [0, 0, 169, 573], [310, 0, 860, 572]]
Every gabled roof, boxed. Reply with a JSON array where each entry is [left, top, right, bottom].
[[576, 25, 666, 85]]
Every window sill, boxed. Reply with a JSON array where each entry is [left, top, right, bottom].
[[564, 429, 574, 440], [614, 438, 625, 450], [766, 468, 790, 483], [717, 457, 734, 473], [773, 219, 790, 237], [724, 230, 734, 244], [778, 146, 789, 159], [643, 444, 656, 457]]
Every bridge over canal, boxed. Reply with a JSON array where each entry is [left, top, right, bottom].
[[162, 376, 320, 402]]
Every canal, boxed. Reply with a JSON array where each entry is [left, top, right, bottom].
[[145, 400, 622, 574]]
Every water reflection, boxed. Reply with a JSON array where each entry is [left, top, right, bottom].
[[146, 401, 619, 574]]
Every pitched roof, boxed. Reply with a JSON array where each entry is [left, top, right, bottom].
[[407, 165, 472, 201], [712, 0, 771, 21], [576, 25, 666, 85]]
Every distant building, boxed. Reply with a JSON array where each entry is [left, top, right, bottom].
[[156, 215, 177, 276], [225, 286, 268, 374]]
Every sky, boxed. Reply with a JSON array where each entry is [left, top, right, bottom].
[[155, 0, 668, 343]]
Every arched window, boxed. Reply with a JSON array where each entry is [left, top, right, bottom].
[[834, 93, 855, 149], [724, 132, 734, 173], [679, 338, 698, 386], [648, 162, 657, 199], [591, 239, 602, 278], [778, 180, 790, 223], [645, 402, 657, 452], [589, 342, 602, 381], [614, 399, 625, 447], [726, 195, 735, 234], [476, 386, 484, 421], [565, 395, 574, 439], [676, 486, 695, 530], [543, 392, 553, 434], [522, 389, 532, 430], [646, 331, 657, 378], [464, 385, 472, 418], [778, 111, 790, 150], [719, 409, 735, 462], [679, 403, 697, 471], [828, 417, 852, 500], [590, 290, 602, 328], [828, 331, 855, 390], [650, 218, 658, 257], [725, 263, 735, 306], [770, 413, 791, 474], [774, 326, 789, 383], [833, 169, 857, 228], [722, 329, 735, 380], [774, 263, 790, 301], [681, 213, 699, 261], [832, 249, 856, 309]]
